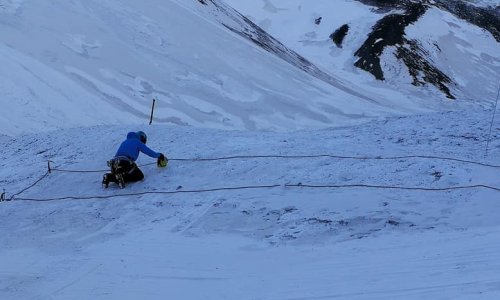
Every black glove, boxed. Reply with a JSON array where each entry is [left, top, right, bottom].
[[157, 153, 168, 167]]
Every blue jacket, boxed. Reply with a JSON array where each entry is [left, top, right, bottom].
[[115, 132, 161, 161]]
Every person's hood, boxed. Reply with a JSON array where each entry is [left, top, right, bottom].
[[126, 132, 140, 140]]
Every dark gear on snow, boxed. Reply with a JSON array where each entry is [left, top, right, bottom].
[[157, 153, 168, 168]]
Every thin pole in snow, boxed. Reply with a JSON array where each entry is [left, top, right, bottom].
[[47, 160, 53, 174], [485, 83, 500, 157], [149, 98, 156, 125]]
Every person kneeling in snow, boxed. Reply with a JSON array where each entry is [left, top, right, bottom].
[[102, 131, 167, 188]]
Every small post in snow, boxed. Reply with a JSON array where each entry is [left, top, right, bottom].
[[47, 160, 52, 174], [149, 98, 156, 125], [485, 83, 500, 157], [0, 189, 5, 202]]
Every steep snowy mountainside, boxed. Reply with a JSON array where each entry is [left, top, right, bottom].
[[0, 0, 416, 136], [225, 0, 500, 101], [1, 108, 499, 299], [193, 0, 373, 103], [402, 6, 498, 100]]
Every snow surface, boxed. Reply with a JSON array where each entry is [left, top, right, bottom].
[[465, 0, 500, 8], [1, 108, 500, 299], [0, 0, 400, 136], [1, 0, 500, 299]]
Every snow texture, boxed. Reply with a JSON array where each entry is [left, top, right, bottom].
[[1, 109, 500, 299], [1, 1, 500, 299], [0, 0, 391, 136]]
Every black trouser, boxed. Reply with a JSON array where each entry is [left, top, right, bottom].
[[110, 157, 144, 183], [123, 166, 144, 182]]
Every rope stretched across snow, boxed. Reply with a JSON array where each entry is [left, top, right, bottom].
[[10, 182, 500, 202], [49, 153, 500, 174], [4, 171, 50, 201], [3, 153, 500, 202]]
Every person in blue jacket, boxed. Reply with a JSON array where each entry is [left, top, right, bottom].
[[102, 131, 167, 188]]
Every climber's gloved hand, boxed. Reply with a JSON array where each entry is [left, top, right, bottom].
[[157, 153, 168, 168]]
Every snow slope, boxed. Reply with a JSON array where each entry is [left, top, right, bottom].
[[1, 1, 500, 299], [1, 108, 499, 299], [3, 0, 494, 137], [0, 0, 405, 136]]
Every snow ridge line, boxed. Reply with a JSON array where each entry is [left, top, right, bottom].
[[49, 154, 500, 174], [8, 182, 500, 202]]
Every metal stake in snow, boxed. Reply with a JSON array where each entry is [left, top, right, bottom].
[[149, 98, 156, 125], [485, 83, 500, 157]]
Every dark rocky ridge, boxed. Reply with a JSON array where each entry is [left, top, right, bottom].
[[356, 0, 407, 9], [353, 2, 427, 81], [353, 2, 455, 98], [356, 0, 499, 41], [435, 0, 500, 42], [352, 0, 498, 99]]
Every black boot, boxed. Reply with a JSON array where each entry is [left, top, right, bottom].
[[102, 173, 117, 188]]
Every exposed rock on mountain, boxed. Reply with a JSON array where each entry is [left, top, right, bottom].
[[330, 24, 350, 48], [354, 2, 455, 99], [353, 0, 498, 99]]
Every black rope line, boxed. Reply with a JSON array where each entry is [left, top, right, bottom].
[[51, 168, 106, 173], [49, 154, 500, 174], [289, 183, 500, 192], [173, 154, 500, 168], [50, 162, 157, 173], [485, 82, 500, 156], [11, 182, 500, 202], [4, 153, 499, 203], [13, 184, 282, 202], [6, 171, 50, 201]]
